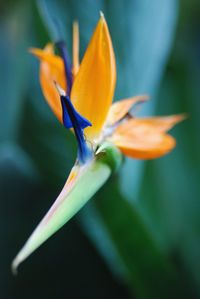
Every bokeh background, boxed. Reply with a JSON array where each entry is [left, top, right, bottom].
[[0, 0, 200, 298]]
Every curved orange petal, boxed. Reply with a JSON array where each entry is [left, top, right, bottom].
[[30, 44, 66, 123], [72, 21, 80, 76], [109, 115, 185, 159], [106, 95, 149, 126], [71, 14, 116, 140], [134, 114, 186, 132]]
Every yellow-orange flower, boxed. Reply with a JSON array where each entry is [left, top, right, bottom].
[[30, 14, 184, 161]]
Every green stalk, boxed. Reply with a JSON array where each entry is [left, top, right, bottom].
[[12, 142, 122, 273]]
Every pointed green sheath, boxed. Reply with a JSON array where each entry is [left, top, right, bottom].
[[12, 142, 122, 273]]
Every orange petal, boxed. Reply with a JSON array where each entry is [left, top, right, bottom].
[[71, 14, 116, 140], [30, 44, 66, 123], [133, 114, 186, 132], [106, 95, 149, 126], [72, 21, 80, 76], [109, 115, 185, 159]]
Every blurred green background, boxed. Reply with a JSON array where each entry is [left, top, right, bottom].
[[0, 0, 200, 298]]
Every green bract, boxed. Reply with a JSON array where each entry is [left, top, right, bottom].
[[12, 143, 122, 273]]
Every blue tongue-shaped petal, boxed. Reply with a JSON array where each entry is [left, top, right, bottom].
[[56, 41, 72, 95], [54, 82, 92, 164], [60, 96, 91, 129]]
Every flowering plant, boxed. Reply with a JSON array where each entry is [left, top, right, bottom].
[[12, 14, 184, 273]]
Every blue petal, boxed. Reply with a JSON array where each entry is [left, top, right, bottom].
[[60, 95, 92, 164], [60, 96, 91, 129], [56, 41, 72, 95]]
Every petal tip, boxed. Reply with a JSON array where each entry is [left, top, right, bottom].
[[99, 11, 105, 20], [28, 43, 54, 59], [28, 47, 44, 60], [176, 113, 188, 123], [140, 94, 150, 102], [28, 47, 39, 56], [54, 81, 66, 96]]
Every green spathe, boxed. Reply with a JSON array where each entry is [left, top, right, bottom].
[[12, 142, 122, 273]]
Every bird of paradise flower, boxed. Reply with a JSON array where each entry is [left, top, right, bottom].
[[12, 13, 184, 273]]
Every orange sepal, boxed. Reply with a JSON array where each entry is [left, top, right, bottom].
[[71, 14, 116, 140], [30, 44, 66, 123], [72, 21, 80, 76], [109, 115, 185, 159], [106, 95, 149, 126]]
